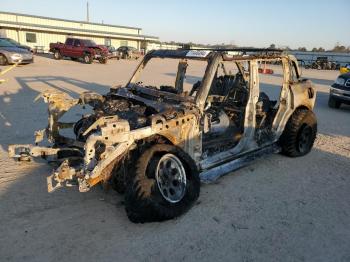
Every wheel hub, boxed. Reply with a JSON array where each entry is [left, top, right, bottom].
[[155, 154, 186, 203], [298, 125, 312, 153]]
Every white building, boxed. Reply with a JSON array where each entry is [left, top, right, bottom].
[[0, 11, 159, 52]]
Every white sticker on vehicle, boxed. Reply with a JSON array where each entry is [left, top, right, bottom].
[[186, 50, 210, 58]]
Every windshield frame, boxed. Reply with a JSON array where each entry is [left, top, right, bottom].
[[126, 52, 222, 110], [126, 55, 210, 102]]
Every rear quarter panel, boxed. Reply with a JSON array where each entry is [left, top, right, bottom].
[[290, 80, 316, 110]]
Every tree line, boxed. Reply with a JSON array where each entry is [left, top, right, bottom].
[[269, 44, 350, 53], [161, 41, 350, 53]]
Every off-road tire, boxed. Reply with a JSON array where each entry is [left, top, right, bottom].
[[279, 108, 317, 157], [53, 50, 62, 60], [110, 164, 127, 194], [124, 144, 200, 223], [328, 96, 341, 109], [83, 53, 93, 64]]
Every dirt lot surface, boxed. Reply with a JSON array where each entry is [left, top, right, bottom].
[[1, 55, 349, 262]]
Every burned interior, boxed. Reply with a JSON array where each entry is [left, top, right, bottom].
[[8, 49, 318, 222]]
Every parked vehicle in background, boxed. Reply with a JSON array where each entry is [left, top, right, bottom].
[[0, 38, 34, 65], [340, 64, 350, 74], [328, 73, 350, 109], [106, 46, 120, 59], [49, 38, 109, 64], [0, 37, 33, 53], [305, 56, 339, 70], [117, 46, 143, 59]]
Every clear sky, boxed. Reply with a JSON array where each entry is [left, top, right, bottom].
[[1, 0, 349, 49]]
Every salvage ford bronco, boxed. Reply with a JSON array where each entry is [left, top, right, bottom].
[[8, 49, 317, 223]]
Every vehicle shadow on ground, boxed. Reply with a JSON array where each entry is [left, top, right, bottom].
[[0, 76, 110, 151], [0, 145, 349, 261], [34, 53, 93, 64], [33, 53, 52, 59]]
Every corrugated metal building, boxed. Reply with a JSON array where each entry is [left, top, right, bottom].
[[0, 11, 159, 52]]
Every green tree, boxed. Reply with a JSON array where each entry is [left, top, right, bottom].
[[311, 47, 325, 52], [332, 45, 348, 53]]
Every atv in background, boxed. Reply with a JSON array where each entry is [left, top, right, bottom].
[[305, 56, 339, 70]]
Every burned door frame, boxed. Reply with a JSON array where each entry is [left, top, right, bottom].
[[199, 56, 299, 171]]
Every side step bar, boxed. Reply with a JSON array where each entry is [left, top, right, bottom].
[[199, 144, 280, 183]]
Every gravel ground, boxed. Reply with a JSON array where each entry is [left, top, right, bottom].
[[0, 55, 349, 262]]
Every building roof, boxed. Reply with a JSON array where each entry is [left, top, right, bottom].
[[0, 19, 159, 41], [0, 11, 159, 41], [0, 11, 142, 30]]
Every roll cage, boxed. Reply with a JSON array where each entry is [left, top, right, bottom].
[[127, 48, 301, 112]]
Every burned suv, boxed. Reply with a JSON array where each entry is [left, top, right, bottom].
[[9, 49, 317, 223]]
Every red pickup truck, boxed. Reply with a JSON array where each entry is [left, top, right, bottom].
[[49, 38, 108, 64]]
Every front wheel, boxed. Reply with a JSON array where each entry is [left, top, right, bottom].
[[83, 53, 93, 64], [53, 50, 61, 60], [124, 144, 200, 223], [279, 108, 317, 157]]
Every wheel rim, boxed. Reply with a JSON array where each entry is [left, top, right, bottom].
[[155, 153, 187, 203], [0, 55, 6, 65], [84, 55, 90, 63], [54, 52, 59, 59], [298, 125, 313, 153]]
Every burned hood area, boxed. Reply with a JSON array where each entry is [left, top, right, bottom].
[[75, 85, 197, 141]]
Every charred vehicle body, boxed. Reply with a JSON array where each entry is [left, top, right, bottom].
[[9, 49, 317, 223]]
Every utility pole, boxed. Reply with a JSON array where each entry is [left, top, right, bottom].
[[86, 2, 90, 22]]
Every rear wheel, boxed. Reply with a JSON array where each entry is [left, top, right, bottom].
[[279, 108, 317, 157], [53, 50, 61, 60], [328, 96, 341, 109], [0, 54, 8, 65], [83, 53, 93, 64], [124, 144, 200, 223]]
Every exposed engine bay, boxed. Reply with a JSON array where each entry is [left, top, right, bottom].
[[74, 94, 154, 142]]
